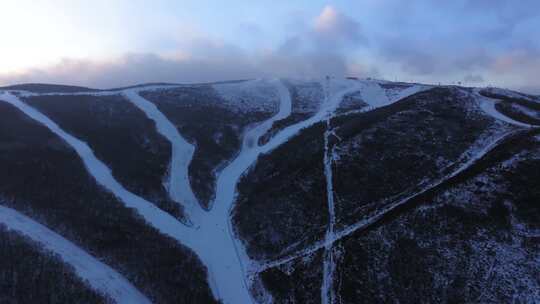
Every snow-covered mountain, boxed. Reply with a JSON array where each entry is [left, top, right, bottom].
[[0, 78, 538, 304]]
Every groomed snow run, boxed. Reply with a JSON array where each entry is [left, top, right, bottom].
[[123, 89, 203, 225], [257, 79, 364, 156], [1, 80, 290, 304], [473, 90, 533, 128], [200, 78, 364, 303], [0, 91, 241, 303], [193, 79, 293, 304], [0, 92, 196, 242], [0, 205, 150, 304]]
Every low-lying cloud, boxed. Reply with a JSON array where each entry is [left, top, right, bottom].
[[0, 5, 369, 89], [1, 3, 539, 94]]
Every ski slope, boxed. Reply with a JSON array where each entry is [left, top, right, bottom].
[[123, 89, 203, 225], [0, 92, 197, 242], [0, 205, 150, 304], [0, 78, 444, 304], [0, 90, 250, 304], [321, 119, 337, 304], [473, 90, 534, 128], [0, 80, 293, 304]]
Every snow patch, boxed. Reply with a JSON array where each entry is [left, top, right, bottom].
[[213, 79, 279, 114], [322, 118, 337, 304]]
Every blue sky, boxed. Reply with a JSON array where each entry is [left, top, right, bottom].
[[1, 0, 539, 93]]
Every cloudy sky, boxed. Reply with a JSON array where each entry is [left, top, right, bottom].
[[0, 0, 539, 93]]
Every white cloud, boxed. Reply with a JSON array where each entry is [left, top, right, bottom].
[[0, 5, 372, 88], [313, 5, 365, 46]]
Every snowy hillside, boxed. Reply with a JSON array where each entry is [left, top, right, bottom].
[[0, 78, 539, 304]]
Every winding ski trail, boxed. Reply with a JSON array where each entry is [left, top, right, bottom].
[[196, 79, 293, 303], [473, 89, 534, 128], [0, 205, 150, 304], [0, 92, 196, 241], [123, 79, 294, 303], [0, 90, 253, 304], [257, 80, 364, 156], [0, 80, 295, 304], [123, 89, 203, 225]]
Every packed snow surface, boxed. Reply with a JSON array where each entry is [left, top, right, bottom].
[[0, 92, 196, 241], [0, 90, 253, 304], [199, 79, 293, 303], [322, 120, 337, 304], [0, 205, 150, 304], [123, 89, 203, 224], [473, 90, 533, 128]]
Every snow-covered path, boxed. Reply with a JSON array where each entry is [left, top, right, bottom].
[[361, 81, 429, 108], [321, 119, 337, 304], [0, 205, 150, 304], [0, 79, 427, 304], [257, 80, 364, 155], [123, 89, 203, 225], [0, 81, 295, 304], [256, 129, 517, 273], [0, 92, 197, 243], [473, 90, 533, 128], [191, 79, 293, 303]]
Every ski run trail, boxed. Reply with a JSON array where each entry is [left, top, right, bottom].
[[318, 80, 429, 304], [2, 79, 521, 304], [0, 79, 425, 304], [122, 89, 203, 225], [471, 88, 535, 128], [0, 204, 150, 304], [321, 118, 338, 303]]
